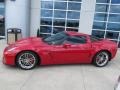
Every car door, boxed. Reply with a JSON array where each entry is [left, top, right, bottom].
[[50, 35, 92, 64]]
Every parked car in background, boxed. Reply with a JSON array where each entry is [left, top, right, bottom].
[[3, 31, 118, 70]]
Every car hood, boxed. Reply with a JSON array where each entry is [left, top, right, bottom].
[[4, 37, 50, 52]]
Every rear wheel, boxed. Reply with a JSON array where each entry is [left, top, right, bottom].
[[93, 51, 110, 67], [16, 51, 38, 70]]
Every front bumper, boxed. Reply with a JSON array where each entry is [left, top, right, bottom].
[[3, 50, 16, 66], [2, 56, 6, 65]]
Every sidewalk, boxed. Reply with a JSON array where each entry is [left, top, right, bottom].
[[0, 39, 120, 90]]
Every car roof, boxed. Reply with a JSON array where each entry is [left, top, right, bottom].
[[65, 31, 89, 36]]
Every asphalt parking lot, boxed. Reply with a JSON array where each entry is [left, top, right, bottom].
[[0, 39, 120, 90]]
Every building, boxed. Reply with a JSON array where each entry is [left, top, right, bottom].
[[0, 0, 120, 48]]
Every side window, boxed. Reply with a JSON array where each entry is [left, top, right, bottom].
[[65, 36, 87, 44], [90, 35, 101, 42]]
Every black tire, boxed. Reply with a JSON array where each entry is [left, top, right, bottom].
[[16, 51, 38, 70], [92, 51, 110, 67]]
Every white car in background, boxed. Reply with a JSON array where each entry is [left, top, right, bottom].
[[115, 76, 120, 90]]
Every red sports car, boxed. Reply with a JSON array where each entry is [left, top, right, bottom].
[[3, 31, 118, 70]]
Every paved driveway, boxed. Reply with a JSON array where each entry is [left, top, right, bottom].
[[0, 39, 120, 90]]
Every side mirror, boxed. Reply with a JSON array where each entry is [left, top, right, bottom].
[[63, 44, 71, 48]]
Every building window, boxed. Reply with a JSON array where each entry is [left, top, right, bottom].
[[108, 14, 120, 22], [110, 5, 120, 13], [0, 0, 5, 37], [92, 30, 105, 38], [40, 0, 82, 37], [111, 0, 120, 4], [96, 0, 110, 3], [107, 23, 120, 31], [0, 1, 5, 37], [95, 4, 109, 12], [94, 13, 108, 21], [105, 31, 119, 39], [93, 22, 106, 29], [92, 0, 120, 47]]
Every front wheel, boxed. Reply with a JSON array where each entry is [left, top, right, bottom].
[[16, 51, 38, 70], [93, 51, 110, 67]]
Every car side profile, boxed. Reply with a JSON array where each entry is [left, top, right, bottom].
[[3, 31, 118, 70]]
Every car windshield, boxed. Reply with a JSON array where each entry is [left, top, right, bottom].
[[42, 32, 69, 45]]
